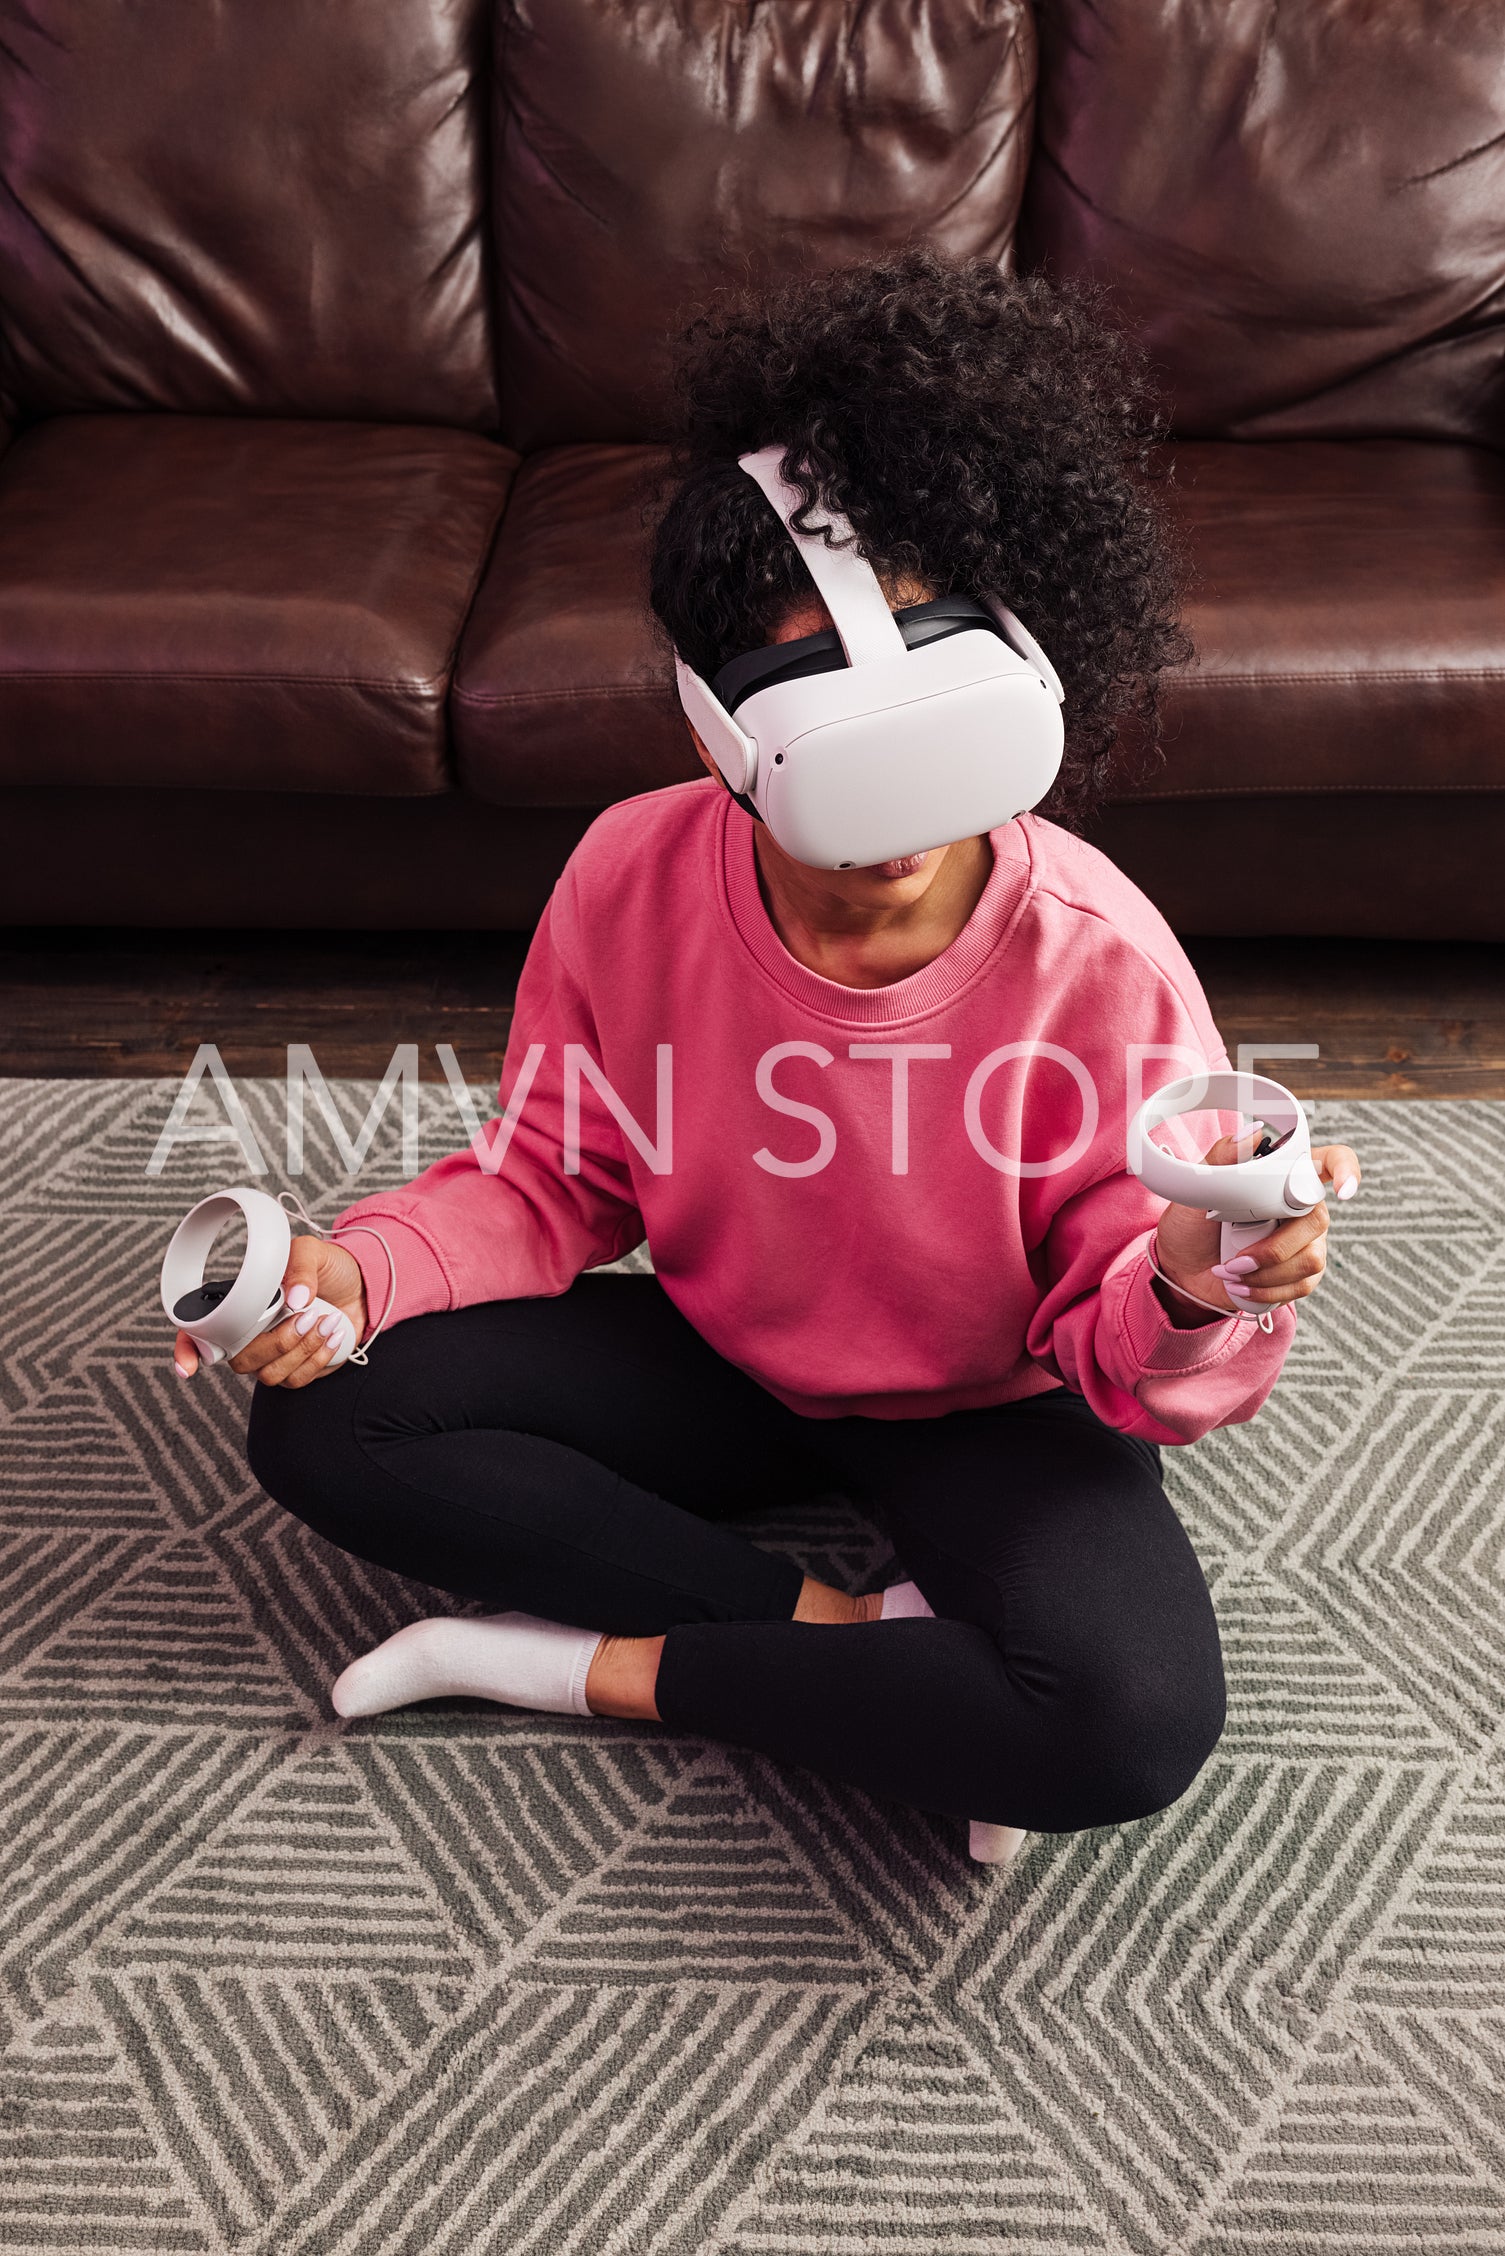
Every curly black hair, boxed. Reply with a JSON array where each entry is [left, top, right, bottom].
[[648, 247, 1190, 830]]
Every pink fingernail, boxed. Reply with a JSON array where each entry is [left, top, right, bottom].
[[1215, 1256, 1259, 1277], [1226, 1283, 1253, 1299], [174, 1360, 193, 1378], [295, 1310, 319, 1336], [319, 1314, 342, 1340], [1336, 1177, 1358, 1200], [287, 1284, 311, 1311]]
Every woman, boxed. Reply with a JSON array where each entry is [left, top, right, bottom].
[[179, 252, 1359, 1839]]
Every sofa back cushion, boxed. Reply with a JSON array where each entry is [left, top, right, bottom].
[[492, 0, 1036, 451], [1020, 0, 1505, 446], [0, 0, 497, 428]]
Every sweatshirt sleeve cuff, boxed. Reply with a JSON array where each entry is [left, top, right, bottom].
[[1118, 1238, 1248, 1372], [330, 1211, 454, 1342]]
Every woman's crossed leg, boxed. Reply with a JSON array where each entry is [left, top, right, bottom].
[[247, 1274, 1224, 1833]]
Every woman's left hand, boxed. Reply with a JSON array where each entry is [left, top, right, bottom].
[[1153, 1137, 1362, 1324]]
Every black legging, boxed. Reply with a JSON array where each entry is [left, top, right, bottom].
[[246, 1273, 1225, 1833]]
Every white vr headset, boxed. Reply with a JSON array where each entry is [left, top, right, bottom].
[[673, 444, 1065, 869]]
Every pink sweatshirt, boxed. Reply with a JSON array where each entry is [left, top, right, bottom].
[[337, 781, 1295, 1443]]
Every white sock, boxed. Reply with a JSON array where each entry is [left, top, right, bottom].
[[330, 1611, 603, 1721], [880, 1579, 935, 1621]]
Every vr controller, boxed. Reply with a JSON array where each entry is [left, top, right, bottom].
[[161, 1187, 357, 1371], [1127, 1070, 1328, 1270]]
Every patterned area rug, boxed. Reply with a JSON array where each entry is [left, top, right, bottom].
[[2, 1076, 1503, 2255]]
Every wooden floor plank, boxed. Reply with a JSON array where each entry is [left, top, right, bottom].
[[0, 932, 526, 1082], [0, 929, 1500, 1097], [1189, 938, 1505, 1099]]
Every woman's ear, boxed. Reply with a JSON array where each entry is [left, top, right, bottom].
[[687, 721, 725, 788]]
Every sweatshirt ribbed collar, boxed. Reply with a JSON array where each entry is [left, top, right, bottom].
[[717, 795, 1035, 1026]]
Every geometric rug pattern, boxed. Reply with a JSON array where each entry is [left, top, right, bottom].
[[1, 1075, 1502, 2253]]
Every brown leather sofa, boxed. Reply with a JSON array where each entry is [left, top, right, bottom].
[[2, 0, 1502, 938]]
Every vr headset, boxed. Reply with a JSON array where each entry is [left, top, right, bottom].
[[673, 444, 1065, 870]]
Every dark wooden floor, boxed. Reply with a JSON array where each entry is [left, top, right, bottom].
[[1, 929, 1502, 1097]]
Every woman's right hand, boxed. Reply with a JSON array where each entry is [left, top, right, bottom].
[[173, 1236, 369, 1389]]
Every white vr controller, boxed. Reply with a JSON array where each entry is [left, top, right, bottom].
[[160, 1187, 357, 1371], [1127, 1070, 1327, 1268]]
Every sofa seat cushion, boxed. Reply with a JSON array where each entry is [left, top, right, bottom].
[[1137, 439, 1505, 802], [0, 415, 515, 794], [453, 443, 695, 805], [455, 435, 1505, 813]]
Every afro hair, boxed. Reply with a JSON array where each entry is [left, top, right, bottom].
[[648, 247, 1191, 830]]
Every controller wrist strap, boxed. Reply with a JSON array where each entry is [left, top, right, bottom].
[[278, 1192, 397, 1366], [1145, 1244, 1277, 1335]]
